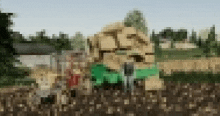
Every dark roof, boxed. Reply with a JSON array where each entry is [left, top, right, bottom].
[[13, 43, 56, 55]]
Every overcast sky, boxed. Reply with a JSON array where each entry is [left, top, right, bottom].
[[1, 0, 220, 39]]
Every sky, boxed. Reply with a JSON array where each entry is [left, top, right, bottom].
[[1, 0, 220, 40]]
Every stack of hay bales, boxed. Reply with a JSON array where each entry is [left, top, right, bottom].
[[87, 21, 155, 72]]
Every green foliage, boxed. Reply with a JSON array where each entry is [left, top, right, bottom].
[[189, 29, 197, 43], [35, 29, 51, 44], [160, 71, 220, 83], [12, 32, 27, 43], [156, 48, 205, 62], [151, 30, 161, 58], [159, 27, 172, 39], [124, 9, 148, 36], [203, 39, 211, 57], [202, 25, 217, 57], [71, 32, 86, 51], [176, 29, 187, 41], [196, 36, 202, 48], [26, 31, 72, 51], [159, 28, 187, 41], [208, 25, 216, 42], [151, 30, 157, 42], [55, 32, 72, 51], [0, 10, 28, 87], [217, 42, 220, 56], [170, 39, 175, 48]]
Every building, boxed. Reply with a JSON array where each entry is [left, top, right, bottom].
[[13, 43, 57, 69], [151, 38, 197, 49]]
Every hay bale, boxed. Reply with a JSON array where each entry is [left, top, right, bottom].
[[117, 33, 132, 48], [144, 43, 154, 53], [145, 76, 165, 91], [103, 53, 121, 70], [136, 31, 150, 45], [99, 36, 117, 51], [122, 27, 137, 35], [93, 48, 100, 58], [101, 21, 125, 33], [135, 62, 153, 69], [88, 21, 156, 71], [144, 55, 155, 63]]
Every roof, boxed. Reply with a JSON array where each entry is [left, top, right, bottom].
[[13, 43, 56, 55]]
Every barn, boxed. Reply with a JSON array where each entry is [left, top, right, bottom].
[[13, 43, 57, 69]]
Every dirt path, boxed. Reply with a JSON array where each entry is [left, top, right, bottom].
[[1, 81, 220, 116]]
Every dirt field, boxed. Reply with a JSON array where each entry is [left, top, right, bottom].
[[1, 81, 220, 116]]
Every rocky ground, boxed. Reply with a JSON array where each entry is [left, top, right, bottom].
[[1, 81, 220, 116]]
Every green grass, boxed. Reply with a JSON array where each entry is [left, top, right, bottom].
[[160, 71, 220, 83], [155, 48, 217, 62]]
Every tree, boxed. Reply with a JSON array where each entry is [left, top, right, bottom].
[[151, 30, 161, 58], [216, 42, 220, 56], [150, 30, 157, 42], [208, 25, 216, 42], [0, 11, 27, 87], [124, 9, 148, 36], [203, 39, 211, 57], [12, 31, 27, 43], [36, 29, 50, 44], [71, 32, 86, 51], [208, 25, 218, 56], [201, 25, 217, 56], [159, 27, 173, 39], [197, 36, 202, 48], [58, 32, 72, 51], [170, 39, 175, 48], [176, 29, 187, 41], [189, 29, 197, 43]]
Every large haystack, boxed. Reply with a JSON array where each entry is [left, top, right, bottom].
[[87, 21, 155, 72]]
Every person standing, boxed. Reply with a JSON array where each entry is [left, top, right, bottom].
[[121, 58, 136, 92]]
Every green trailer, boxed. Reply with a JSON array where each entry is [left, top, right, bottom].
[[90, 63, 160, 87]]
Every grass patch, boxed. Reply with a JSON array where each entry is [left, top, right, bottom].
[[155, 48, 218, 62], [160, 71, 220, 83]]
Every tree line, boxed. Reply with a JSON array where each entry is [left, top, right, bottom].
[[150, 25, 220, 57]]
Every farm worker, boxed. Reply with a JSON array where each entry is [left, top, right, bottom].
[[121, 58, 136, 92], [68, 68, 82, 97]]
